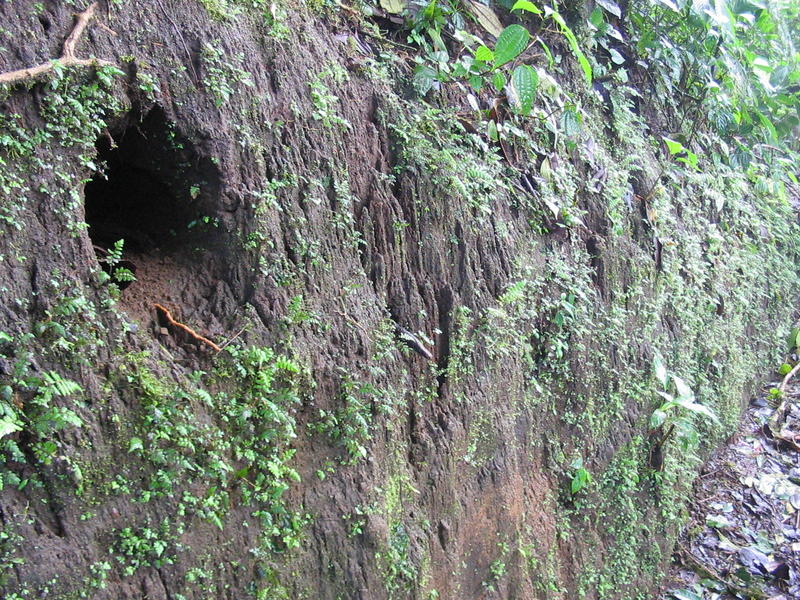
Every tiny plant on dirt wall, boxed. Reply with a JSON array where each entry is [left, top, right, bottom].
[[98, 239, 136, 290], [650, 354, 720, 460], [570, 456, 592, 497]]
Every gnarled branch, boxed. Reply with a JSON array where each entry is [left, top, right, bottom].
[[0, 3, 114, 86]]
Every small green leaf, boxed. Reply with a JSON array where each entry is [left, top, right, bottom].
[[663, 137, 685, 155], [0, 418, 21, 439], [494, 25, 530, 67], [469, 74, 484, 92], [128, 437, 144, 453], [475, 45, 494, 62], [609, 48, 626, 64], [0, 385, 13, 403], [511, 0, 542, 14], [672, 375, 693, 401], [560, 107, 581, 136], [492, 71, 506, 91], [487, 119, 499, 141], [790, 327, 800, 350], [656, 391, 675, 405], [540, 157, 553, 184], [571, 466, 592, 494], [210, 513, 224, 530]]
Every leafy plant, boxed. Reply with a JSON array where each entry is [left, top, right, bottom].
[[662, 137, 699, 170], [0, 335, 84, 473], [766, 385, 783, 408], [631, 0, 800, 176], [569, 456, 592, 496], [121, 345, 309, 553], [201, 41, 254, 107], [111, 520, 174, 576], [99, 239, 136, 288], [309, 75, 351, 130], [309, 376, 381, 464], [409, 0, 593, 130], [513, 1, 592, 83], [447, 23, 539, 116], [650, 354, 720, 453], [379, 522, 418, 596], [483, 541, 510, 591]]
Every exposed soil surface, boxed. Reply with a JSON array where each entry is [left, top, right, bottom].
[[1, 2, 799, 599], [661, 374, 800, 600]]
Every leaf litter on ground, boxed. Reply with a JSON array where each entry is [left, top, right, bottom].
[[661, 378, 800, 600]]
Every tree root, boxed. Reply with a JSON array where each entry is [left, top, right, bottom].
[[0, 3, 114, 86], [154, 304, 221, 353]]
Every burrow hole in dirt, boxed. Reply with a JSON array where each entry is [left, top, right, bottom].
[[83, 107, 224, 326]]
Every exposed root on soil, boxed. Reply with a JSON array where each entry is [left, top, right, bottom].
[[154, 303, 221, 353], [0, 3, 114, 86]]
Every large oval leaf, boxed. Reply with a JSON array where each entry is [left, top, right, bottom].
[[412, 65, 437, 96], [595, 0, 621, 18], [494, 24, 530, 67], [510, 64, 538, 115]]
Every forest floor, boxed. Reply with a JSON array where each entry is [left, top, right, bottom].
[[659, 374, 800, 600]]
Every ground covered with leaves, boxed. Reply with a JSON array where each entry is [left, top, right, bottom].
[[661, 374, 800, 600]]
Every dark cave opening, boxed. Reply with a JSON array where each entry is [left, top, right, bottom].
[[84, 149, 197, 255], [83, 108, 221, 295]]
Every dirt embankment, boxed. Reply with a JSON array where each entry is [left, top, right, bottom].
[[0, 2, 798, 599]]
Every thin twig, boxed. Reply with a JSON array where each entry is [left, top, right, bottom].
[[218, 325, 247, 351], [153, 0, 199, 84], [62, 3, 97, 59], [335, 310, 371, 337], [0, 3, 114, 85]]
